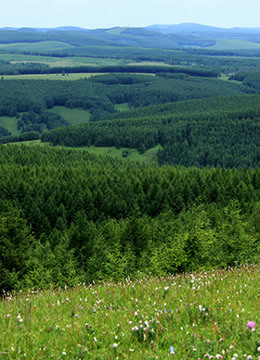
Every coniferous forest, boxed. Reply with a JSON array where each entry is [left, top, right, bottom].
[[0, 26, 259, 293]]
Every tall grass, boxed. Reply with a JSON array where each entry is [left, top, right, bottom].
[[0, 265, 259, 359]]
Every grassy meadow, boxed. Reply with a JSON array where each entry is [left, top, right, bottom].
[[5, 141, 162, 164], [0, 265, 259, 359], [1, 73, 109, 81], [51, 106, 91, 125], [83, 144, 162, 164], [0, 54, 125, 68], [114, 103, 130, 112], [0, 116, 20, 136]]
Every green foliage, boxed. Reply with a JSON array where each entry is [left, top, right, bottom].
[[0, 146, 259, 290], [0, 125, 11, 138], [214, 201, 259, 267], [0, 210, 33, 290], [230, 69, 260, 91], [149, 236, 188, 276], [42, 94, 260, 168]]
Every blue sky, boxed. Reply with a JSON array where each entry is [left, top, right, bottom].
[[1, 0, 260, 29]]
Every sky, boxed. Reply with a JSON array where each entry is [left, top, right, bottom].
[[1, 0, 260, 29]]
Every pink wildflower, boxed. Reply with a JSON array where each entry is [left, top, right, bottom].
[[247, 321, 255, 329]]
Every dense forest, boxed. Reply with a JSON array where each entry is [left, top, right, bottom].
[[0, 73, 254, 140], [41, 94, 260, 168], [0, 145, 259, 291]]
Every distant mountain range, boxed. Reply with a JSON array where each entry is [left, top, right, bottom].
[[0, 23, 259, 50], [146, 23, 260, 35]]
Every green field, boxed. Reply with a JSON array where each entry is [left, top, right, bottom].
[[51, 106, 91, 124], [1, 72, 154, 80], [83, 144, 161, 163], [0, 265, 259, 359], [1, 73, 109, 80], [0, 54, 125, 68], [0, 116, 20, 135], [114, 103, 130, 112], [7, 141, 162, 164]]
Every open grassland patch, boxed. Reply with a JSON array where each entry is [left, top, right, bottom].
[[114, 103, 130, 112], [4, 139, 46, 146], [0, 265, 259, 359], [76, 144, 162, 164], [0, 116, 20, 136], [51, 106, 91, 124], [0, 54, 125, 67], [5, 142, 161, 164], [1, 73, 109, 80]]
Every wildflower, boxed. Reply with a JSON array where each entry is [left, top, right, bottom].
[[94, 337, 98, 342], [113, 343, 118, 348], [247, 356, 253, 359], [216, 355, 223, 359], [247, 321, 256, 329], [62, 351, 67, 355], [131, 326, 138, 331], [170, 346, 175, 355]]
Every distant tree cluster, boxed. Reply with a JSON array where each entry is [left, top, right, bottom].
[[42, 94, 260, 168], [230, 70, 260, 91], [0, 74, 253, 140]]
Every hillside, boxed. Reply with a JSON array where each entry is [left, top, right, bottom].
[[1, 24, 260, 50], [0, 265, 259, 359], [41, 93, 260, 168]]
